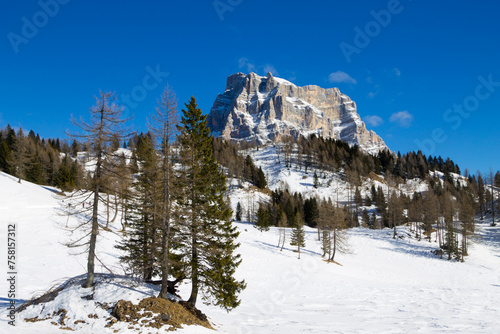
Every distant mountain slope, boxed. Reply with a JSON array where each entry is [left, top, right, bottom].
[[207, 72, 388, 154]]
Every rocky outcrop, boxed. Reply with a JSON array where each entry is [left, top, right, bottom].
[[207, 72, 388, 154]]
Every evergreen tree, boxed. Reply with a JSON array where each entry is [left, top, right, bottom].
[[290, 211, 306, 259], [304, 197, 319, 228], [12, 128, 29, 183], [55, 154, 75, 191], [255, 203, 270, 232], [176, 97, 245, 311], [117, 133, 161, 280], [235, 202, 242, 221], [255, 166, 267, 189], [477, 172, 485, 220], [313, 171, 319, 188], [0, 138, 12, 173]]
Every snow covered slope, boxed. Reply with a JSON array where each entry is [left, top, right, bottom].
[[1, 171, 500, 333]]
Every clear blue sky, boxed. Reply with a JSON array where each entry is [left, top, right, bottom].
[[1, 0, 499, 174]]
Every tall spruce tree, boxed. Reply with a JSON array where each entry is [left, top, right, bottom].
[[290, 210, 306, 259], [176, 97, 245, 311], [235, 202, 242, 221], [117, 133, 161, 280]]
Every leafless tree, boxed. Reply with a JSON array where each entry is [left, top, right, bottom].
[[67, 90, 131, 288], [148, 85, 179, 299]]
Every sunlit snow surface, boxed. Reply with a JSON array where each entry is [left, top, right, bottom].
[[1, 166, 499, 333]]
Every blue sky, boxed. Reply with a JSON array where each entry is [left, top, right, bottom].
[[1, 0, 499, 174]]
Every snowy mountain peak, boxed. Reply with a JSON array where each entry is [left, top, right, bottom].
[[208, 72, 388, 154]]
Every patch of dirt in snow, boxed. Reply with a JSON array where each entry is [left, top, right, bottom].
[[18, 274, 212, 333]]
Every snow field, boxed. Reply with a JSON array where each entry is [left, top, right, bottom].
[[1, 145, 500, 334]]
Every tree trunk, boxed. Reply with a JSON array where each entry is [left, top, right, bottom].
[[188, 232, 199, 308], [280, 229, 285, 251], [330, 229, 337, 262], [159, 147, 171, 299], [85, 182, 100, 288], [106, 192, 110, 228], [111, 191, 119, 223]]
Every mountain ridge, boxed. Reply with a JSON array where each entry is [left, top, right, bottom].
[[207, 72, 388, 154]]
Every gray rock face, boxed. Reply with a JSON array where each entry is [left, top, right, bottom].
[[207, 72, 388, 154]]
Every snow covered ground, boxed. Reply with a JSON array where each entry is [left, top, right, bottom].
[[1, 169, 500, 333]]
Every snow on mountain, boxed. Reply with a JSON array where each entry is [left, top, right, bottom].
[[236, 144, 428, 209], [207, 72, 388, 154], [2, 166, 500, 333]]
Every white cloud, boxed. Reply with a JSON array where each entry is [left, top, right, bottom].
[[238, 57, 256, 73], [390, 110, 413, 128], [394, 68, 401, 77], [263, 64, 279, 76], [237, 58, 279, 76], [328, 71, 357, 84], [363, 115, 384, 127]]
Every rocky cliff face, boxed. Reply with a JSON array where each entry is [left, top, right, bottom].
[[207, 72, 388, 154]]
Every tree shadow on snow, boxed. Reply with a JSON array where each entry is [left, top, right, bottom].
[[0, 297, 27, 308], [367, 229, 441, 260], [257, 241, 323, 257]]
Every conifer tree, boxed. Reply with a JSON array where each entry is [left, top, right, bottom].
[[0, 136, 12, 173], [255, 203, 270, 232], [149, 85, 179, 299], [12, 128, 29, 183], [290, 211, 306, 259], [235, 202, 242, 221], [176, 97, 245, 311], [69, 90, 130, 288], [117, 133, 161, 280], [477, 172, 485, 220]]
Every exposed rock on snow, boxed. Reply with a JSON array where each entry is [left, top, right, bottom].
[[207, 72, 388, 154], [18, 274, 212, 332]]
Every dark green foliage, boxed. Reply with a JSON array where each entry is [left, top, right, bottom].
[[304, 197, 319, 227], [0, 125, 78, 187], [54, 154, 78, 191], [118, 133, 160, 281], [25, 155, 43, 184], [71, 139, 79, 157], [235, 202, 242, 221], [241, 154, 267, 188], [290, 211, 306, 258], [255, 203, 270, 232], [176, 97, 245, 311], [255, 166, 267, 189], [0, 138, 12, 173]]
